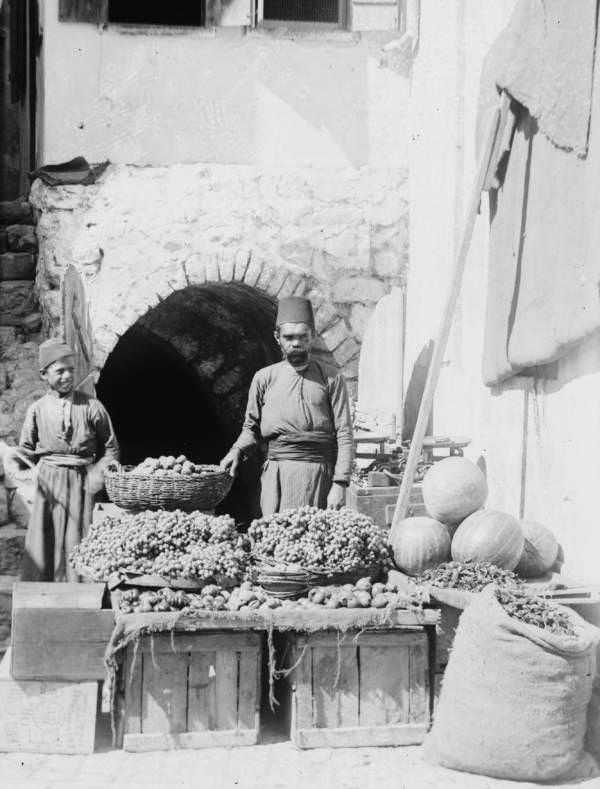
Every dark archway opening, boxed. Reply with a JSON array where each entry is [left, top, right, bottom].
[[97, 283, 281, 524]]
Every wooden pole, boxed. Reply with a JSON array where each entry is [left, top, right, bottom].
[[391, 98, 508, 527]]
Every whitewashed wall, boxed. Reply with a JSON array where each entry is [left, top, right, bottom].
[[406, 0, 600, 584], [39, 0, 409, 169]]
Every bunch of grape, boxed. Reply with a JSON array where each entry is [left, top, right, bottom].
[[70, 510, 249, 583], [248, 506, 391, 572], [132, 455, 222, 477]]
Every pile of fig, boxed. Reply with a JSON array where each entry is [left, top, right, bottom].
[[132, 455, 221, 477], [307, 577, 425, 609]]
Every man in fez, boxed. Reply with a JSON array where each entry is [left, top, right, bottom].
[[220, 297, 354, 515]]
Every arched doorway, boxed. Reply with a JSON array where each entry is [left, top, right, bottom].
[[96, 283, 282, 523]]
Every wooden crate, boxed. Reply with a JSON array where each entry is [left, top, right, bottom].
[[281, 628, 430, 748], [11, 582, 114, 681], [0, 649, 98, 754], [347, 482, 427, 528], [118, 631, 261, 751]]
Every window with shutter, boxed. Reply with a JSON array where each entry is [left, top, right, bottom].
[[58, 0, 108, 24], [108, 0, 205, 26], [263, 0, 341, 24]]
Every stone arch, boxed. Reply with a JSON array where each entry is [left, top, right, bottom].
[[89, 249, 360, 390]]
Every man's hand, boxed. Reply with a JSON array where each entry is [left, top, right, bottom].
[[327, 482, 347, 510], [220, 447, 243, 478]]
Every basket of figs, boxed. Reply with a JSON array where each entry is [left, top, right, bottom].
[[104, 455, 233, 511]]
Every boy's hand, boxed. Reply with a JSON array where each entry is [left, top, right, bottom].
[[87, 463, 106, 496]]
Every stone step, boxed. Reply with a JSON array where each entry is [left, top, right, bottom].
[[0, 230, 6, 254], [6, 225, 37, 253], [0, 573, 18, 655], [0, 200, 32, 225], [0, 280, 36, 318], [0, 524, 26, 575], [0, 252, 36, 281]]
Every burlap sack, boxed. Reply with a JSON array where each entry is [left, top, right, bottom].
[[424, 586, 600, 782]]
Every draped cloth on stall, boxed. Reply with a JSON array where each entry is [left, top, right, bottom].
[[479, 0, 600, 386]]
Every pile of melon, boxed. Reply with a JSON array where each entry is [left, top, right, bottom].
[[388, 456, 560, 580]]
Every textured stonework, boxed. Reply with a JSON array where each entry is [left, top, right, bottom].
[[30, 163, 409, 394]]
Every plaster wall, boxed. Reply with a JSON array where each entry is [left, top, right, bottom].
[[406, 0, 600, 584], [39, 0, 409, 169]]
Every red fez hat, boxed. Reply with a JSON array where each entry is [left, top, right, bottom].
[[276, 297, 315, 326], [39, 338, 75, 371]]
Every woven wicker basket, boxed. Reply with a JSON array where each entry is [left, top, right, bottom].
[[254, 557, 383, 598], [104, 464, 233, 511]]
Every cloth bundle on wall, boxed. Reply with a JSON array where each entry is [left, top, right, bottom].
[[478, 0, 600, 386]]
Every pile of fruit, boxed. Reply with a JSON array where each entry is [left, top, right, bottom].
[[70, 510, 249, 584], [307, 577, 426, 610], [130, 455, 221, 477], [495, 587, 575, 636], [116, 578, 426, 615], [117, 581, 282, 614], [248, 506, 390, 572], [418, 560, 521, 592]]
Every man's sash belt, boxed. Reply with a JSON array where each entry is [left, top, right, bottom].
[[267, 432, 335, 464], [39, 454, 94, 468]]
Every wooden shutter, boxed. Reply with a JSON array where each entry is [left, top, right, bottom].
[[206, 0, 254, 26], [61, 266, 96, 396], [59, 0, 108, 23], [350, 0, 400, 32]]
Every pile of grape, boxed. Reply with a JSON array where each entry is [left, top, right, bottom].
[[70, 510, 249, 583], [248, 506, 391, 572], [131, 455, 221, 477]]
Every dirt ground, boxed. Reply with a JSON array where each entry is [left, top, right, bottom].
[[1, 715, 599, 789]]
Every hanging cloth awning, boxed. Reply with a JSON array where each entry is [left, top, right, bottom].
[[478, 0, 600, 386]]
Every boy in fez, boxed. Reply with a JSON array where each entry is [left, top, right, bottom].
[[7, 338, 119, 581], [221, 297, 354, 515]]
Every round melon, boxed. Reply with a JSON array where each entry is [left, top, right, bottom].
[[389, 516, 451, 576], [515, 520, 560, 579], [422, 456, 488, 525], [451, 509, 524, 570]]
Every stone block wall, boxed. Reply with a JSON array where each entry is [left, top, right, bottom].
[[30, 163, 409, 398]]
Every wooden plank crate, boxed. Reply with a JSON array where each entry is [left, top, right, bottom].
[[280, 628, 430, 748], [11, 582, 115, 681], [347, 482, 427, 528], [117, 631, 261, 751], [0, 648, 98, 754]]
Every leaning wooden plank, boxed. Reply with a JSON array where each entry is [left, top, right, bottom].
[[391, 97, 508, 526], [12, 582, 105, 609], [11, 609, 115, 680], [294, 724, 427, 749], [0, 649, 98, 754], [123, 729, 257, 752]]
